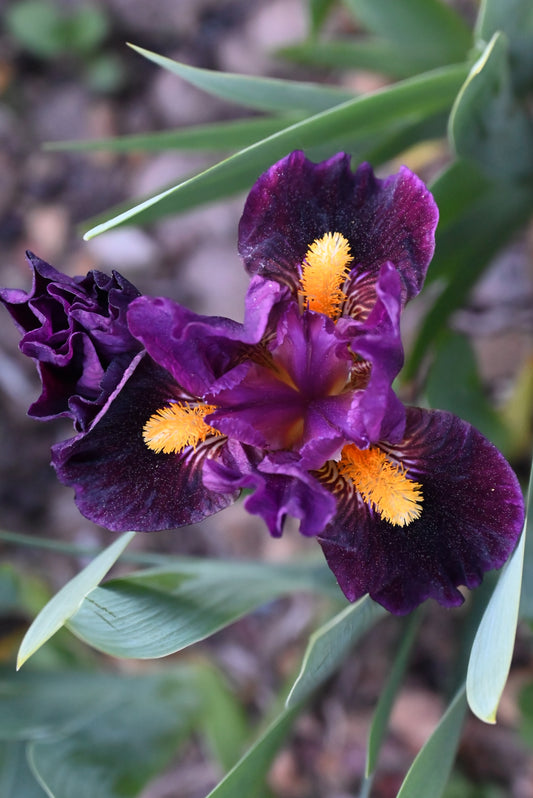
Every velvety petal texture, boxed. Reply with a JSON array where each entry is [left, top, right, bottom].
[[239, 151, 438, 306], [0, 252, 141, 430], [53, 355, 237, 531], [317, 408, 525, 614]]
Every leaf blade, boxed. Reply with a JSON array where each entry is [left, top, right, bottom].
[[365, 610, 422, 776], [67, 558, 339, 659], [128, 43, 355, 114], [83, 63, 467, 238], [466, 450, 531, 723], [16, 531, 135, 669], [396, 687, 467, 798], [286, 596, 384, 707]]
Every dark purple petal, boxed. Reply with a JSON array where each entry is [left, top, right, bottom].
[[239, 151, 438, 304], [318, 407, 524, 614], [0, 252, 141, 430], [204, 441, 336, 537], [52, 354, 237, 531]]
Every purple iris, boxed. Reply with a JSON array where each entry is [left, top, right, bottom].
[[1, 152, 524, 615]]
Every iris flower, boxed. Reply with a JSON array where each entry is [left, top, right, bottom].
[[1, 152, 524, 614]]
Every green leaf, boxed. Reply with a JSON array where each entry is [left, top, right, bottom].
[[205, 705, 301, 798], [286, 596, 384, 707], [0, 669, 124, 740], [128, 44, 355, 114], [520, 455, 533, 619], [17, 531, 135, 669], [397, 686, 467, 798], [467, 449, 531, 723], [83, 63, 466, 238], [68, 558, 339, 659], [28, 670, 198, 798], [449, 32, 533, 180], [365, 610, 422, 776], [44, 115, 304, 153], [476, 0, 533, 94], [309, 0, 337, 36], [343, 0, 472, 66], [0, 742, 47, 798], [429, 159, 491, 236], [425, 331, 507, 450], [193, 662, 249, 772], [279, 38, 439, 79], [405, 176, 533, 379]]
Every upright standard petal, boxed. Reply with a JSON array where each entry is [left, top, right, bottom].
[[317, 408, 525, 614], [239, 151, 438, 305]]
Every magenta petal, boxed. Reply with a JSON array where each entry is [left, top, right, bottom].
[[239, 151, 438, 304], [318, 407, 524, 614], [52, 354, 237, 531]]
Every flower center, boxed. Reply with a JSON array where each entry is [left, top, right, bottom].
[[299, 232, 352, 319], [143, 403, 220, 454], [339, 444, 423, 526]]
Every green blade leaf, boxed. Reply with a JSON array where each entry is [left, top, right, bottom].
[[309, 0, 337, 36], [205, 705, 301, 798], [343, 0, 472, 66], [83, 63, 466, 238], [128, 44, 355, 114], [67, 558, 339, 659], [279, 38, 434, 79], [396, 686, 467, 798], [28, 670, 198, 798], [286, 596, 384, 707], [467, 451, 531, 723], [425, 331, 507, 450], [0, 670, 126, 741], [449, 32, 533, 180], [365, 609, 422, 776], [520, 454, 533, 619], [405, 176, 533, 380], [16, 531, 135, 669], [0, 742, 47, 798], [476, 0, 533, 94], [193, 662, 249, 772], [427, 158, 491, 238], [43, 115, 304, 153]]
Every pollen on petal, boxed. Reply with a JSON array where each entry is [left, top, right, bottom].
[[299, 231, 352, 319], [339, 444, 423, 526], [143, 402, 220, 454]]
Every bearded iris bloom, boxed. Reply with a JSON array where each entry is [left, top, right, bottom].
[[1, 152, 524, 614]]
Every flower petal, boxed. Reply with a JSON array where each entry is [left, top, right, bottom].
[[239, 151, 438, 303], [207, 304, 355, 465], [0, 252, 141, 430], [204, 441, 336, 537], [317, 407, 524, 614], [127, 277, 289, 399], [338, 262, 406, 445], [52, 354, 237, 531]]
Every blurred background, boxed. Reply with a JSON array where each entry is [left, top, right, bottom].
[[0, 1, 533, 796]]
